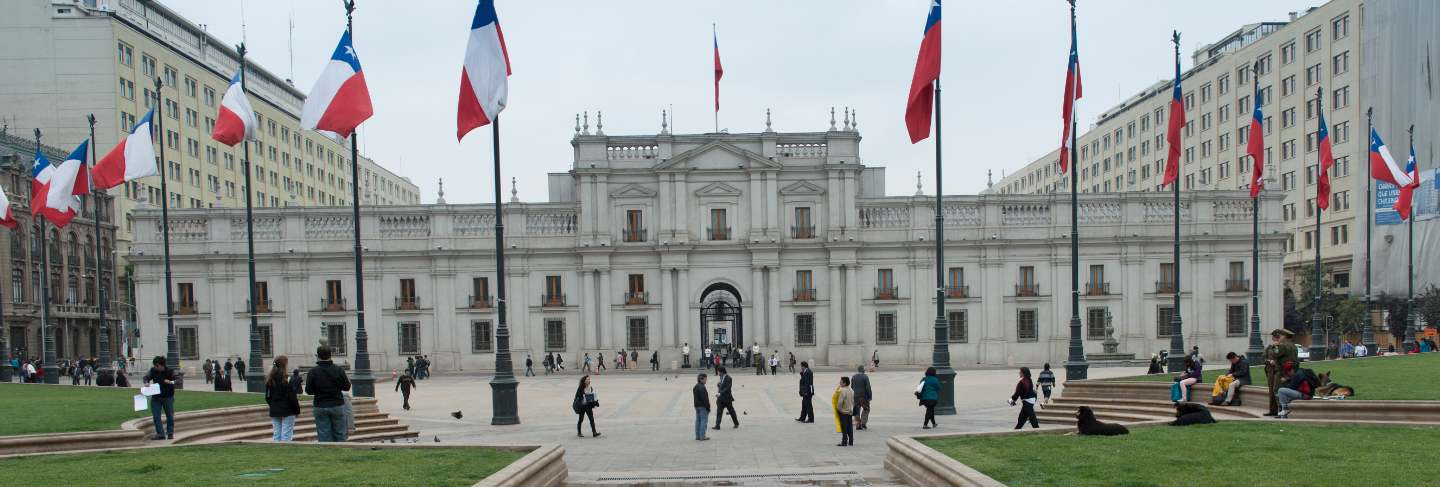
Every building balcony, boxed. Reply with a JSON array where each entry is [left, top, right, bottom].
[[1085, 282, 1111, 296], [320, 297, 347, 312], [1226, 279, 1250, 292], [1015, 284, 1040, 297], [707, 226, 731, 241], [622, 227, 647, 243], [791, 224, 816, 239], [624, 291, 648, 305], [468, 294, 492, 309], [1156, 281, 1176, 294], [542, 293, 566, 307], [247, 299, 273, 313], [85, 255, 96, 268], [49, 253, 61, 265], [945, 285, 970, 299], [396, 296, 421, 310], [173, 300, 198, 315], [874, 286, 899, 300], [793, 288, 816, 302]]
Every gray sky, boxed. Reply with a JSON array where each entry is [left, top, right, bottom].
[[166, 0, 1323, 204]]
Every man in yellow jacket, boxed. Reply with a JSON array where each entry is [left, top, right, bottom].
[[833, 377, 855, 447]]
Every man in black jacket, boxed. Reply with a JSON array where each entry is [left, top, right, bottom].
[[693, 373, 710, 440], [143, 356, 178, 440], [796, 361, 815, 423], [1221, 352, 1251, 406], [306, 346, 352, 442], [851, 365, 872, 430], [235, 358, 246, 382], [713, 366, 738, 429]]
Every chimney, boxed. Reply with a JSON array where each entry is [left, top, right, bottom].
[[1288, 12, 1298, 22]]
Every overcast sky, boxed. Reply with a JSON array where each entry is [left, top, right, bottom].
[[165, 0, 1323, 204]]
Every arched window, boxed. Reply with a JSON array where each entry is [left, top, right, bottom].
[[11, 268, 22, 303], [67, 275, 78, 304], [10, 226, 23, 257], [68, 232, 79, 262], [49, 229, 60, 263], [84, 236, 94, 267]]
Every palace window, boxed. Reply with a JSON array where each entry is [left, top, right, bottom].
[[876, 313, 897, 345], [472, 320, 493, 353], [325, 323, 347, 355], [398, 322, 420, 354], [1087, 307, 1107, 340], [545, 319, 567, 351], [178, 326, 198, 359], [1017, 310, 1038, 342], [1157, 307, 1177, 337], [1227, 306, 1247, 336], [947, 310, 968, 343], [627, 317, 648, 350], [795, 314, 816, 347]]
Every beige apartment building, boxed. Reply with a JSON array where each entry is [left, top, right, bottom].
[[0, 0, 419, 249], [994, 1, 1363, 292]]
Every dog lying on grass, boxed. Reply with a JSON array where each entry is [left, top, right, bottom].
[[1313, 371, 1356, 398], [1075, 406, 1129, 436], [1171, 402, 1217, 426]]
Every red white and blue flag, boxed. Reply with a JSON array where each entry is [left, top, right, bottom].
[[93, 109, 158, 190], [1316, 107, 1334, 210], [714, 29, 724, 113], [1247, 67, 1265, 198], [457, 0, 511, 141], [0, 183, 16, 229], [905, 0, 942, 144], [1369, 128, 1414, 188], [32, 142, 88, 228], [1395, 143, 1420, 220], [1162, 57, 1184, 187], [302, 30, 374, 138], [1059, 10, 1082, 173], [212, 70, 256, 147]]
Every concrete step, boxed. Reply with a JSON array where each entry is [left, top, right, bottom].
[[290, 423, 414, 442], [208, 418, 402, 442], [1046, 400, 1260, 420]]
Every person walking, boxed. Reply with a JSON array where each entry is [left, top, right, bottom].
[[769, 352, 779, 375], [1008, 367, 1039, 429], [851, 365, 872, 430], [305, 346, 352, 442], [682, 342, 692, 368], [631, 349, 639, 370], [754, 352, 766, 375], [703, 347, 713, 371], [871, 349, 880, 370], [406, 356, 416, 377], [918, 367, 941, 429], [650, 351, 659, 371], [572, 375, 601, 438], [235, 358, 246, 382], [713, 366, 739, 429], [1262, 329, 1297, 416], [223, 358, 233, 380], [1037, 364, 1057, 404], [265, 356, 301, 442], [834, 377, 855, 447], [143, 356, 178, 440], [796, 361, 815, 423], [693, 373, 711, 441], [524, 355, 535, 377], [788, 353, 797, 374], [395, 372, 417, 410], [203, 359, 213, 384], [555, 354, 565, 371], [583, 353, 593, 374]]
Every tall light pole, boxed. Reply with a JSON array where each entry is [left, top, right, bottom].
[[1063, 0, 1089, 381], [343, 0, 376, 398], [489, 117, 519, 425], [1245, 63, 1265, 366], [1309, 86, 1327, 361], [153, 79, 180, 380], [88, 114, 115, 385], [930, 76, 957, 415], [1166, 31, 1186, 374]]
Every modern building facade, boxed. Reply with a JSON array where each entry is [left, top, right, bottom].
[[0, 0, 419, 251], [993, 1, 1362, 294], [0, 130, 122, 363], [130, 123, 1284, 372]]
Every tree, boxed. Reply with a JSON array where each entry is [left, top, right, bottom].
[[1283, 287, 1305, 334], [1419, 286, 1440, 332], [1328, 297, 1366, 345], [1293, 265, 1340, 333], [1375, 293, 1411, 343]]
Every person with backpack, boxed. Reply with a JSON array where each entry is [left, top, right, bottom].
[[1276, 368, 1319, 419], [572, 375, 601, 438], [917, 367, 941, 429], [1037, 364, 1057, 404], [265, 356, 301, 441], [1174, 356, 1203, 403], [1009, 367, 1039, 429], [1262, 329, 1298, 416]]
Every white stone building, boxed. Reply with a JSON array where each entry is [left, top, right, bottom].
[[129, 124, 1285, 372]]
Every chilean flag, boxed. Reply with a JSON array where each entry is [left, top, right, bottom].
[[32, 142, 88, 228], [0, 184, 16, 229], [212, 70, 256, 147], [1162, 57, 1184, 187], [1369, 128, 1414, 188], [93, 109, 159, 190], [457, 0, 511, 141], [1059, 10, 1082, 173], [1395, 144, 1420, 220], [1316, 108, 1334, 210], [714, 29, 724, 113], [905, 0, 942, 144], [1247, 67, 1265, 198], [302, 30, 373, 138]]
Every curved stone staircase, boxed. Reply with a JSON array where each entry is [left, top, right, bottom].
[[125, 397, 417, 444], [1036, 380, 1268, 426]]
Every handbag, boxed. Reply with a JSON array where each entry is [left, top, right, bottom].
[[914, 380, 924, 399]]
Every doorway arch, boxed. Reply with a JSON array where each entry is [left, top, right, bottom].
[[698, 282, 743, 363]]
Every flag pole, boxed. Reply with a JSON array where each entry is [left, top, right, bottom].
[[712, 23, 719, 134], [1166, 31, 1185, 374], [1246, 65, 1264, 365], [490, 116, 519, 425], [1309, 86, 1325, 360], [88, 114, 116, 385], [930, 74, 957, 415], [34, 129, 59, 384], [233, 46, 263, 393], [152, 80, 180, 382], [1363, 107, 1376, 353], [1404, 124, 1416, 351], [342, 0, 376, 399], [1063, 0, 1089, 382]]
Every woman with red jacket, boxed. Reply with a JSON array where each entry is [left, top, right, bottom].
[[1008, 367, 1039, 429]]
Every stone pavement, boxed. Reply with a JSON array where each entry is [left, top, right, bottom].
[[374, 365, 1142, 484]]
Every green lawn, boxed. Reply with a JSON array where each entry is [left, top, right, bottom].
[[1103, 352, 1440, 400], [923, 422, 1440, 487], [0, 383, 265, 437], [0, 444, 525, 486]]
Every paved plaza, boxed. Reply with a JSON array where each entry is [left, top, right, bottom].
[[371, 365, 1141, 483]]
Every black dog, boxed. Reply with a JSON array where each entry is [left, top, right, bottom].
[[1171, 402, 1217, 426], [1075, 406, 1129, 436]]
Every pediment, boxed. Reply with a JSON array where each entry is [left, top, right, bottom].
[[609, 183, 657, 199], [694, 182, 743, 198], [780, 180, 825, 195], [657, 140, 782, 171]]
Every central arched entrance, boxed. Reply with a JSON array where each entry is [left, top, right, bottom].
[[699, 282, 743, 366]]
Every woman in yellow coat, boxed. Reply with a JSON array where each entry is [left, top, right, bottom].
[[832, 377, 855, 446]]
